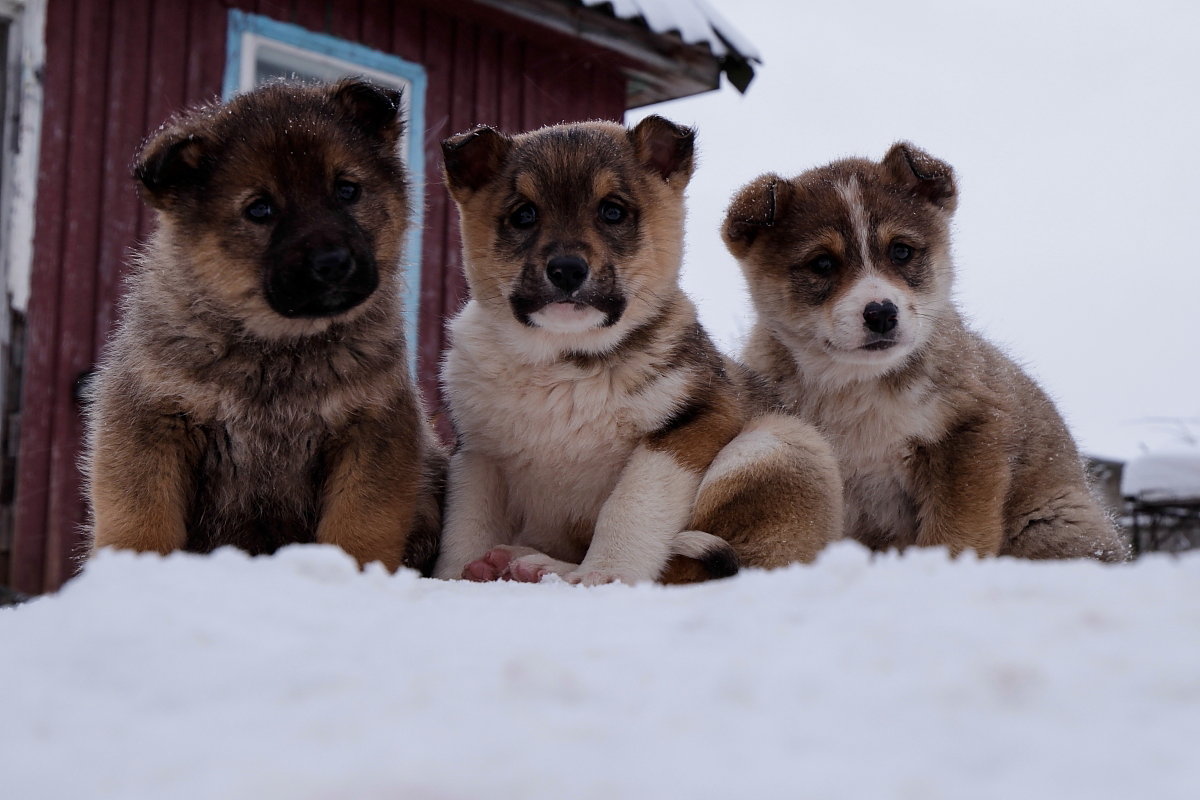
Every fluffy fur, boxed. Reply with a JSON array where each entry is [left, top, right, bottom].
[[723, 142, 1128, 561], [434, 117, 843, 585], [83, 80, 444, 572]]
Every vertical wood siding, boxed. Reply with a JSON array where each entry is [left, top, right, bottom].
[[8, 0, 628, 593]]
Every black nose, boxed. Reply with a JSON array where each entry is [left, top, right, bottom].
[[309, 246, 356, 285], [546, 256, 588, 293], [863, 301, 899, 334]]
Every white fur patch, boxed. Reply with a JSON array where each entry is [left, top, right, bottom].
[[671, 530, 730, 560], [528, 302, 607, 334], [836, 176, 872, 269], [627, 369, 695, 432], [569, 448, 700, 584], [701, 429, 782, 489]]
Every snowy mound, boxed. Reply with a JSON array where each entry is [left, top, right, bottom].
[[1122, 449, 1200, 503], [2, 543, 1197, 799]]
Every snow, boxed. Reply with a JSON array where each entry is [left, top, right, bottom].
[[1123, 449, 1200, 503], [3, 542, 1198, 799], [580, 0, 762, 61]]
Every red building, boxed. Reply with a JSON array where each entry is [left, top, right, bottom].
[[0, 0, 757, 594]]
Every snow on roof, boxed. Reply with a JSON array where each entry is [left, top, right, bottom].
[[1121, 449, 1200, 503], [4, 542, 1199, 797], [582, 0, 761, 61], [581, 0, 761, 90]]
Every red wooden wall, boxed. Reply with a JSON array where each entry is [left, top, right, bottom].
[[8, 0, 627, 594]]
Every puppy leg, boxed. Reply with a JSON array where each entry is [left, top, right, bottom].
[[432, 449, 511, 580], [911, 420, 1010, 557], [401, 444, 448, 576], [657, 530, 741, 584], [566, 446, 701, 585], [677, 413, 843, 575], [1003, 490, 1130, 562], [316, 414, 427, 572], [570, 394, 749, 585], [90, 409, 192, 555], [90, 412, 192, 556]]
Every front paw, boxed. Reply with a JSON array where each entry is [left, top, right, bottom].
[[461, 547, 516, 582], [565, 569, 632, 586], [462, 546, 578, 583], [504, 549, 579, 583]]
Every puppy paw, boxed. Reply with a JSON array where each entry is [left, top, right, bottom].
[[505, 558, 552, 583], [462, 546, 578, 583], [506, 551, 579, 583], [461, 547, 516, 582], [565, 569, 625, 587]]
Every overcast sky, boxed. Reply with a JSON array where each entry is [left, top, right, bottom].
[[629, 0, 1199, 461]]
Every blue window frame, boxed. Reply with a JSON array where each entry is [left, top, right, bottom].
[[223, 10, 427, 371]]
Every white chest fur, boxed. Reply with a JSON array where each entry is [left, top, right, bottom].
[[790, 375, 947, 545], [444, 306, 681, 557]]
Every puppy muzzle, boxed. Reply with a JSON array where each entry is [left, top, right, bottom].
[[509, 257, 626, 329], [265, 245, 379, 319]]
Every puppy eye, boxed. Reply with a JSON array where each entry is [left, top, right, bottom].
[[244, 198, 275, 223], [510, 203, 538, 229], [335, 180, 361, 204], [807, 254, 837, 276], [599, 201, 626, 224], [890, 242, 914, 264]]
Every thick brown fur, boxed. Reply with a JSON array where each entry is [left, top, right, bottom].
[[434, 117, 842, 586], [724, 142, 1128, 562], [83, 79, 444, 573]]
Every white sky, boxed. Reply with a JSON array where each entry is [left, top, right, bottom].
[[630, 0, 1200, 461]]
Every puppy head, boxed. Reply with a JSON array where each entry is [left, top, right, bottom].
[[134, 78, 409, 339], [723, 142, 957, 382], [442, 115, 694, 355]]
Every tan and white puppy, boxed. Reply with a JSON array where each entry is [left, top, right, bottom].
[[723, 142, 1128, 561], [434, 117, 843, 585]]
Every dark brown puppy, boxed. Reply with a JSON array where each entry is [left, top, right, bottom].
[[84, 79, 444, 572], [723, 143, 1128, 561]]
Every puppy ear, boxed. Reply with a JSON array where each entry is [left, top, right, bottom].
[[332, 78, 404, 144], [722, 173, 791, 257], [882, 142, 957, 213], [441, 126, 513, 195], [133, 129, 211, 210], [628, 115, 695, 185]]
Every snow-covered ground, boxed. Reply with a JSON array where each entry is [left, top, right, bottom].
[[3, 542, 1197, 799]]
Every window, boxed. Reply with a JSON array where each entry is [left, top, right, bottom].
[[223, 11, 427, 370]]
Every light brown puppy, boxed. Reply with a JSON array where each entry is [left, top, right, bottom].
[[84, 79, 444, 573], [434, 117, 843, 585], [723, 143, 1128, 561]]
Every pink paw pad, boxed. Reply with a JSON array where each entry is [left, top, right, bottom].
[[462, 548, 515, 582], [506, 559, 550, 583]]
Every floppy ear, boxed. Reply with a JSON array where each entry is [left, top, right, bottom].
[[881, 141, 957, 213], [722, 173, 791, 257], [441, 126, 513, 196], [332, 78, 404, 144], [628, 115, 695, 185], [133, 129, 212, 210]]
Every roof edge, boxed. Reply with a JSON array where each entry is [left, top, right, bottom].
[[472, 0, 751, 107]]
